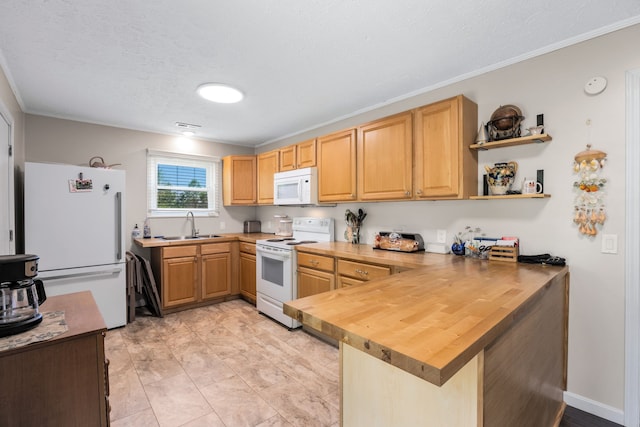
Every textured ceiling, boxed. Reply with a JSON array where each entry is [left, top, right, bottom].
[[0, 1, 639, 146]]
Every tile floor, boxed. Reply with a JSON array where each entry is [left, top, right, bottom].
[[106, 299, 340, 427]]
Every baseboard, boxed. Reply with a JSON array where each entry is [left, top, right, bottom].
[[564, 391, 624, 425]]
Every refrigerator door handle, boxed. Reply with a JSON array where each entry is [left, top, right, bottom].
[[43, 268, 122, 281], [115, 192, 122, 260]]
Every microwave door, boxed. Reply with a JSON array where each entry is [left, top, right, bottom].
[[276, 178, 302, 204]]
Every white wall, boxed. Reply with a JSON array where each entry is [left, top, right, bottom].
[[23, 115, 258, 257], [256, 24, 640, 420], [21, 23, 639, 422]]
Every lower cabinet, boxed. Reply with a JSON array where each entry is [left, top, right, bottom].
[[239, 242, 257, 303], [337, 258, 392, 287], [152, 242, 233, 312], [297, 252, 335, 298], [0, 292, 110, 426], [161, 245, 199, 308], [201, 243, 232, 300]]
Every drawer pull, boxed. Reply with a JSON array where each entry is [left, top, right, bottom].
[[310, 259, 319, 265], [355, 269, 369, 276]]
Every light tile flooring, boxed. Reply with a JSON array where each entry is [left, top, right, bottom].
[[106, 299, 340, 427]]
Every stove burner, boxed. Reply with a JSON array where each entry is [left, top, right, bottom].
[[286, 240, 318, 246], [282, 237, 295, 240], [266, 238, 284, 242]]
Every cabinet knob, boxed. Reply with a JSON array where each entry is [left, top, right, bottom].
[[416, 189, 422, 195], [405, 191, 411, 196]]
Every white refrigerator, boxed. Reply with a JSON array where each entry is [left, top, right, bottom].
[[24, 162, 126, 328]]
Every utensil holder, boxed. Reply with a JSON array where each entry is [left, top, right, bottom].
[[346, 226, 360, 244]]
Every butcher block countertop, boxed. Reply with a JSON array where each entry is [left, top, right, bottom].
[[294, 241, 455, 268], [133, 232, 275, 248], [284, 253, 568, 387]]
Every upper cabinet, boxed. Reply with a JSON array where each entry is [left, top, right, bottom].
[[279, 139, 317, 171], [222, 155, 257, 205], [257, 150, 279, 204], [413, 95, 478, 199], [357, 112, 413, 201], [317, 129, 357, 202]]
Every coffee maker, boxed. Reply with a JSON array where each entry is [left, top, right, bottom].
[[0, 254, 47, 337]]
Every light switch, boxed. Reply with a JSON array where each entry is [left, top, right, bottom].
[[220, 221, 226, 230], [601, 234, 618, 254]]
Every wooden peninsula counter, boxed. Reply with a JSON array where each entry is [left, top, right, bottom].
[[284, 249, 569, 427]]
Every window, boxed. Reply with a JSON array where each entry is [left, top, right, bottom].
[[147, 150, 221, 217]]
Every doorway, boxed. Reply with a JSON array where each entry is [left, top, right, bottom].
[[625, 68, 640, 427], [0, 101, 14, 255]]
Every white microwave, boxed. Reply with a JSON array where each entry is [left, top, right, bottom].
[[273, 167, 318, 205]]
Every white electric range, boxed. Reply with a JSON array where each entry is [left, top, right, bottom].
[[256, 217, 334, 329]]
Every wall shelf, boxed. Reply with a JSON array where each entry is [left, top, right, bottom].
[[470, 194, 551, 200], [470, 134, 552, 150]]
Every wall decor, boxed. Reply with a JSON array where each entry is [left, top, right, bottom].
[[573, 143, 607, 236]]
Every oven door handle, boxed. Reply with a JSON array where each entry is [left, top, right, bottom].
[[257, 245, 292, 259]]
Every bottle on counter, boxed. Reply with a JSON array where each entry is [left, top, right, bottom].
[[143, 219, 151, 239], [132, 224, 141, 239]]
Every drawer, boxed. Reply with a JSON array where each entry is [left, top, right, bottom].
[[338, 275, 365, 288], [297, 252, 335, 272], [337, 259, 391, 281], [201, 242, 231, 255], [239, 242, 256, 255], [163, 245, 198, 258]]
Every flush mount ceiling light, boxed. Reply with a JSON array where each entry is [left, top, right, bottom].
[[196, 83, 244, 103]]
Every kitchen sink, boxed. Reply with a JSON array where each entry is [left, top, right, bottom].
[[161, 235, 222, 240]]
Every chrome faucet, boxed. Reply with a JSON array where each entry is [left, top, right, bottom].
[[187, 211, 199, 238]]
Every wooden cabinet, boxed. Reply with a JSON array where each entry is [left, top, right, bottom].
[[317, 128, 357, 202], [223, 155, 257, 205], [0, 292, 109, 426], [239, 242, 257, 303], [357, 112, 413, 201], [151, 243, 233, 312], [413, 95, 478, 199], [337, 258, 391, 287], [297, 251, 335, 298], [280, 139, 317, 171], [257, 150, 279, 204], [161, 245, 199, 308], [296, 139, 317, 169], [201, 243, 231, 300]]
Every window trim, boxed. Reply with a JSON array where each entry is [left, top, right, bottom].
[[146, 149, 221, 218]]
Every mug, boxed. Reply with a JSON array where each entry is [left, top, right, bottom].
[[522, 179, 543, 194]]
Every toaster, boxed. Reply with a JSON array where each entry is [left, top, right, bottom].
[[243, 220, 261, 233]]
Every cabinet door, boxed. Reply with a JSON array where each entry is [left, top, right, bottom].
[[297, 266, 335, 298], [338, 275, 365, 289], [201, 252, 231, 300], [239, 252, 256, 300], [222, 155, 257, 205], [296, 139, 317, 169], [414, 95, 478, 199], [257, 150, 279, 204], [163, 256, 198, 308], [358, 112, 413, 201], [279, 145, 297, 171], [317, 129, 357, 202]]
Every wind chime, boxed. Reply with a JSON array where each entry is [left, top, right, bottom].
[[572, 137, 607, 236]]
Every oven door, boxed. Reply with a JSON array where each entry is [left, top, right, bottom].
[[256, 244, 294, 303]]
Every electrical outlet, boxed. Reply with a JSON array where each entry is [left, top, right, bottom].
[[267, 221, 272, 230], [220, 221, 226, 230], [437, 229, 447, 243]]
